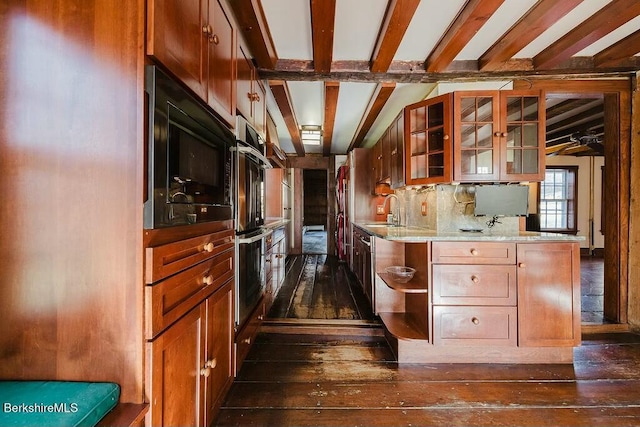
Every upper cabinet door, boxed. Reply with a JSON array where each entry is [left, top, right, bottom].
[[236, 45, 254, 122], [147, 0, 208, 100], [405, 93, 453, 186], [206, 0, 236, 127], [453, 91, 501, 182], [499, 91, 545, 182]]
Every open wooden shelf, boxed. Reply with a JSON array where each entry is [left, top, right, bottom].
[[378, 272, 428, 293], [378, 312, 429, 341]]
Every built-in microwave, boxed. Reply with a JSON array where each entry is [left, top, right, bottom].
[[144, 66, 234, 229]]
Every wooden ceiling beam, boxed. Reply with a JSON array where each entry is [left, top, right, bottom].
[[547, 105, 604, 133], [348, 82, 396, 151], [425, 0, 505, 72], [594, 29, 640, 68], [479, 0, 583, 71], [370, 0, 421, 73], [310, 0, 336, 73], [322, 81, 340, 156], [229, 0, 278, 69], [268, 80, 305, 156], [546, 118, 604, 143], [533, 0, 640, 70], [258, 58, 640, 83]]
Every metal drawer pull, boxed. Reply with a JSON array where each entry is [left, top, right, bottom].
[[471, 317, 480, 325], [205, 358, 217, 369], [203, 275, 214, 285], [518, 262, 526, 268], [203, 242, 215, 253], [470, 248, 478, 256], [200, 367, 210, 377], [470, 275, 479, 283]]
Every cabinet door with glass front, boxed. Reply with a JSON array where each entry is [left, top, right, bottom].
[[499, 91, 545, 181], [404, 94, 452, 186], [453, 91, 500, 182]]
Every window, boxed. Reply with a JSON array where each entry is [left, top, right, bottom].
[[539, 166, 578, 233]]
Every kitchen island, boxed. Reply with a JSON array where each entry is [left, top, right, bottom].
[[354, 222, 583, 364]]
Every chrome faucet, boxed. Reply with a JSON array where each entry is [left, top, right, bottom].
[[383, 194, 403, 226], [168, 191, 189, 222]]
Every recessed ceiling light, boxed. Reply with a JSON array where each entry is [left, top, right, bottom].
[[301, 125, 322, 146]]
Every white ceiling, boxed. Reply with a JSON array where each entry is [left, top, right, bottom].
[[256, 0, 640, 156]]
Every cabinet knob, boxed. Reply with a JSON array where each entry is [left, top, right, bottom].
[[501, 132, 508, 137], [471, 317, 480, 325], [200, 367, 210, 377], [243, 337, 251, 345], [470, 275, 479, 283], [518, 262, 526, 268], [203, 274, 214, 285], [202, 24, 212, 36], [265, 258, 271, 263], [205, 358, 217, 369], [211, 34, 219, 45], [257, 315, 264, 321], [443, 135, 450, 140], [203, 242, 214, 253], [494, 132, 501, 137], [470, 248, 478, 256]]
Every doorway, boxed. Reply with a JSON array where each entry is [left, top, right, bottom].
[[302, 169, 328, 254]]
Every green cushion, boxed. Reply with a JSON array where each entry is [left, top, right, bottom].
[[0, 381, 119, 427]]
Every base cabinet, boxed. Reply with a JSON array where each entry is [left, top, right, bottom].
[[373, 238, 580, 363], [147, 282, 233, 427]]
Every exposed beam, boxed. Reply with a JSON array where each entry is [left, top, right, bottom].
[[310, 0, 336, 73], [322, 81, 340, 156], [268, 80, 305, 156], [348, 83, 396, 151], [546, 118, 604, 143], [258, 58, 640, 83], [533, 0, 640, 70], [594, 29, 640, 68], [425, 0, 505, 72], [545, 99, 595, 118], [370, 0, 421, 73], [546, 105, 604, 133], [229, 0, 278, 69], [479, 0, 583, 71]]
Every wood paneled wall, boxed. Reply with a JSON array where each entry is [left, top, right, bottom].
[[0, 0, 145, 402], [629, 73, 640, 331]]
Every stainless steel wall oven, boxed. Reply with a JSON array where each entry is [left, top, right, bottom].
[[234, 117, 272, 328]]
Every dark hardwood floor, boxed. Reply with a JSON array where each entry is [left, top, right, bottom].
[[216, 331, 640, 426], [581, 256, 605, 324], [267, 254, 376, 322]]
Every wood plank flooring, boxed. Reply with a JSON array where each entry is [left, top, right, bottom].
[[215, 332, 640, 426], [267, 255, 376, 321]]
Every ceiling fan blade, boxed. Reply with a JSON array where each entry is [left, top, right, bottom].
[[546, 141, 576, 155]]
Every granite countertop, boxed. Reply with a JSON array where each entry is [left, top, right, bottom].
[[353, 222, 585, 242], [264, 217, 290, 230]]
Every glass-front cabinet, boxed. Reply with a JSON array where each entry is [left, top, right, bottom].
[[404, 94, 453, 185], [453, 90, 544, 183]]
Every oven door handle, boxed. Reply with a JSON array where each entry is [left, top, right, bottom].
[[232, 145, 273, 169], [237, 229, 273, 244]]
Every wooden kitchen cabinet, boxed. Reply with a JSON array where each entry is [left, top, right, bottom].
[[147, 0, 236, 127], [144, 221, 235, 427], [404, 94, 453, 185], [390, 111, 405, 189], [453, 90, 545, 182], [146, 281, 233, 427], [237, 44, 266, 138], [517, 242, 581, 347]]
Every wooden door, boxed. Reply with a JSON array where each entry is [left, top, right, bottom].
[[498, 90, 545, 181], [147, 305, 206, 427], [206, 0, 236, 127], [204, 282, 234, 426], [453, 91, 500, 182], [147, 0, 208, 100], [517, 242, 581, 347], [405, 94, 453, 185]]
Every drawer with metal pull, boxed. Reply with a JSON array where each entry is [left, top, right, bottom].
[[431, 241, 516, 265], [433, 306, 517, 346], [432, 264, 517, 305]]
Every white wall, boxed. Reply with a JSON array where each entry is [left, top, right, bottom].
[[544, 155, 605, 250]]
